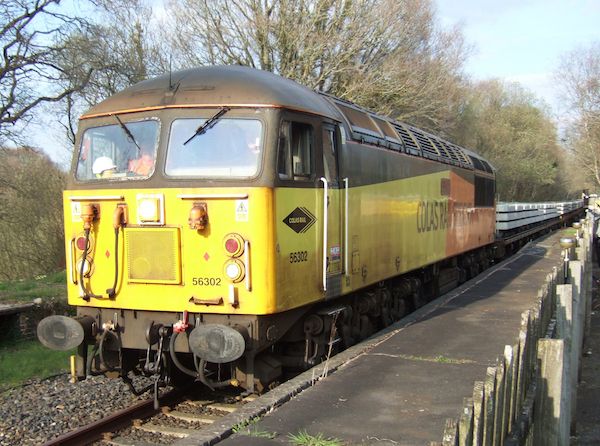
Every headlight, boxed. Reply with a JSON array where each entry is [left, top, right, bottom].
[[138, 198, 159, 222], [224, 259, 245, 282]]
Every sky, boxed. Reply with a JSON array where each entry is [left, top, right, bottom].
[[435, 0, 599, 114]]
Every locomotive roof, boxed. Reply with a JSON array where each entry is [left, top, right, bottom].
[[81, 65, 343, 120], [80, 65, 494, 173]]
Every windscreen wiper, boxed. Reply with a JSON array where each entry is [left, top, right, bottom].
[[183, 107, 230, 146], [114, 115, 142, 154]]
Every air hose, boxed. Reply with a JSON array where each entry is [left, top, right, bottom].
[[169, 331, 197, 377], [169, 331, 233, 390], [106, 227, 120, 298], [79, 228, 104, 300]]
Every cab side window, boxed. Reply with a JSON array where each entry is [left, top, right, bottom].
[[278, 121, 314, 180]]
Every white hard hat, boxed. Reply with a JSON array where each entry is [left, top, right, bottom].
[[92, 156, 117, 175]]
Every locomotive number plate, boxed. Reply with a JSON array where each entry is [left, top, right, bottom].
[[192, 277, 222, 286], [289, 251, 308, 263]]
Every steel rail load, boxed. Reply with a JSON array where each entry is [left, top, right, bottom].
[[37, 66, 584, 402]]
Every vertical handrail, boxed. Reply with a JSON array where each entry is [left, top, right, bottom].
[[320, 177, 328, 291], [244, 240, 252, 291], [343, 177, 349, 276], [69, 238, 77, 284]]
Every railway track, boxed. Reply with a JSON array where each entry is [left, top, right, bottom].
[[42, 386, 255, 446]]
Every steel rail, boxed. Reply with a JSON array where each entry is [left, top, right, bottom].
[[41, 389, 184, 446]]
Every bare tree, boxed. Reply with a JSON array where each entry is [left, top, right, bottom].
[[0, 0, 92, 143], [163, 0, 468, 134], [453, 80, 568, 201], [56, 0, 166, 142], [557, 43, 600, 188]]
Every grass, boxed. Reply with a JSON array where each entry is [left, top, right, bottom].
[[0, 270, 67, 304], [232, 417, 277, 439], [288, 430, 344, 446], [0, 339, 72, 391], [0, 270, 71, 390]]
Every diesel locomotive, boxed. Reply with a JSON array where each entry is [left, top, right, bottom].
[[38, 66, 501, 396]]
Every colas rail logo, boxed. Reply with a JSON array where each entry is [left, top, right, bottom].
[[283, 207, 316, 233]]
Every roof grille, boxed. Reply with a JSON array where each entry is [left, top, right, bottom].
[[391, 123, 420, 153], [449, 143, 472, 165], [409, 127, 440, 158]]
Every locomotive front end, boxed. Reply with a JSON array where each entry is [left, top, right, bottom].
[[38, 97, 281, 393]]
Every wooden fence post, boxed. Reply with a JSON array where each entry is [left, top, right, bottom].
[[534, 339, 569, 445], [458, 397, 473, 446], [556, 283, 576, 434], [472, 381, 485, 446], [492, 358, 506, 446], [483, 367, 496, 446], [504, 345, 517, 434]]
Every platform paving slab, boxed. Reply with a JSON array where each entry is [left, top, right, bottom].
[[182, 234, 566, 446]]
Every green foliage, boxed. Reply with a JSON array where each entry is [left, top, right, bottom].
[[232, 416, 277, 439], [0, 339, 72, 391], [288, 430, 344, 446], [0, 148, 67, 281]]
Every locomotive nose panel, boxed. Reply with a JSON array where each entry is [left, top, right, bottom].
[[125, 227, 182, 284]]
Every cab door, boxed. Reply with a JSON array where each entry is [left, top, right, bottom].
[[321, 124, 343, 297]]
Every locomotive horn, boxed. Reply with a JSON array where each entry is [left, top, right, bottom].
[[37, 315, 95, 351], [188, 324, 246, 363]]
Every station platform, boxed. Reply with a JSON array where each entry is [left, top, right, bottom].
[[181, 233, 567, 446]]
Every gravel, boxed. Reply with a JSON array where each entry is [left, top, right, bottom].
[[0, 373, 156, 446]]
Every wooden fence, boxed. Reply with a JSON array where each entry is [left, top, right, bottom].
[[433, 215, 593, 446]]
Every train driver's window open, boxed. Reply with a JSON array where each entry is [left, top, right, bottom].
[[278, 121, 314, 180]]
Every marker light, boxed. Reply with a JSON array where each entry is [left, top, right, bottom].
[[76, 257, 92, 277], [223, 233, 245, 257], [224, 259, 245, 282], [76, 236, 88, 251]]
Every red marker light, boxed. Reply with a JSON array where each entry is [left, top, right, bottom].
[[223, 233, 244, 257], [76, 236, 88, 251], [225, 238, 239, 255]]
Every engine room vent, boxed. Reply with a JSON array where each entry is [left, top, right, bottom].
[[391, 124, 420, 154], [409, 127, 440, 159], [125, 227, 182, 284], [449, 143, 472, 165]]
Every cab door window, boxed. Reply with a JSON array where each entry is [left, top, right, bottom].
[[278, 121, 314, 180], [322, 126, 339, 183]]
